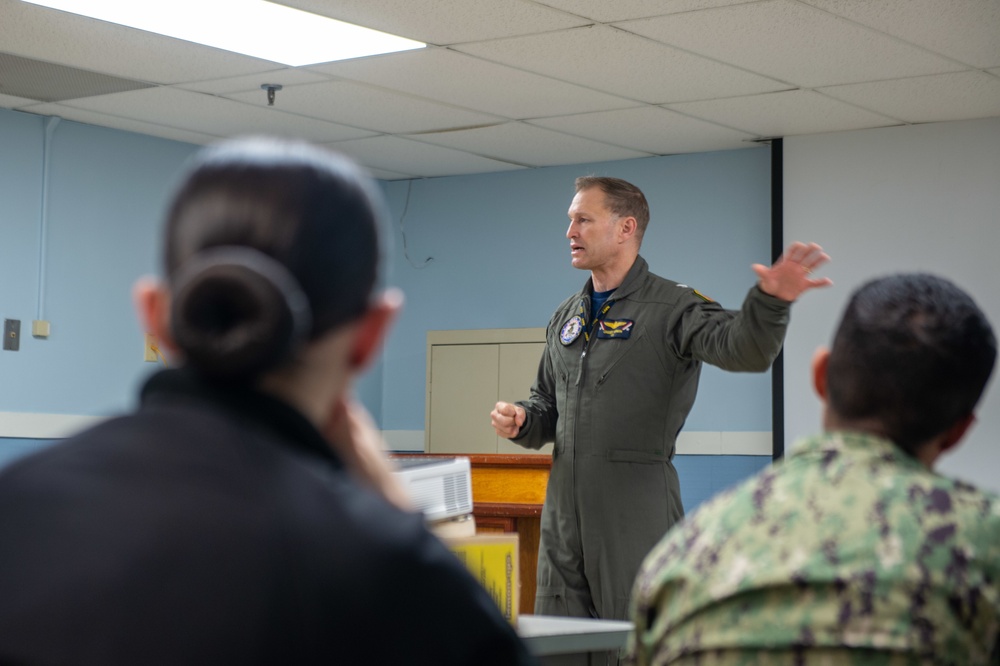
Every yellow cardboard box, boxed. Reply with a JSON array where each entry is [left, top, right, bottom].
[[446, 533, 519, 625]]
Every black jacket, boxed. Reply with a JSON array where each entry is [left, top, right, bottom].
[[0, 369, 535, 665]]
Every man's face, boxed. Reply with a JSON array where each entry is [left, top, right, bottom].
[[566, 187, 622, 272]]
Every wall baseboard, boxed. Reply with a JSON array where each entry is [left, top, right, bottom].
[[0, 417, 773, 457], [676, 431, 772, 456], [0, 412, 106, 439], [384, 429, 772, 456]]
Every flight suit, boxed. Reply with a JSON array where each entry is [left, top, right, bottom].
[[512, 255, 790, 620]]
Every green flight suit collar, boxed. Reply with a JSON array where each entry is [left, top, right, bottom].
[[580, 255, 649, 301]]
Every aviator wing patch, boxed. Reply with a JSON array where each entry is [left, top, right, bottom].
[[597, 319, 634, 339]]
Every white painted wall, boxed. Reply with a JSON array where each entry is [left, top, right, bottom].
[[784, 117, 1000, 492]]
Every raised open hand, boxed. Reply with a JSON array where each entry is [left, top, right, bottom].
[[752, 241, 832, 302]]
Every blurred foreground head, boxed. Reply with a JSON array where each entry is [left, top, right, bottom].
[[160, 137, 384, 382], [824, 273, 996, 455]]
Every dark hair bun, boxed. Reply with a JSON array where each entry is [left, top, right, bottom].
[[170, 247, 312, 382]]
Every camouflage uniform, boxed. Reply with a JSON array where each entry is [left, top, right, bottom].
[[627, 431, 1000, 666]]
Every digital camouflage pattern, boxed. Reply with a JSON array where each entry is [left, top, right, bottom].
[[627, 432, 1000, 666]]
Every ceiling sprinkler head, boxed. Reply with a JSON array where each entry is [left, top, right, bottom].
[[260, 83, 283, 106]]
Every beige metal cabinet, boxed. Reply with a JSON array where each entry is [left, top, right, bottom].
[[426, 328, 551, 455]]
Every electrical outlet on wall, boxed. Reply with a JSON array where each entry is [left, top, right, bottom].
[[3, 319, 21, 351]]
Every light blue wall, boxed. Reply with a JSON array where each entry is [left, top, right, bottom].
[[0, 108, 387, 422], [0, 109, 197, 416], [1, 108, 772, 429], [1, 108, 774, 510], [0, 438, 53, 469], [675, 455, 771, 511], [377, 147, 774, 433]]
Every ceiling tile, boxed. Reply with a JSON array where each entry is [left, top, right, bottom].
[[819, 71, 1000, 124], [667, 89, 901, 137], [617, 0, 966, 88], [21, 102, 219, 145], [802, 0, 1000, 69], [528, 106, 756, 153], [225, 79, 504, 133], [178, 70, 331, 95], [312, 48, 638, 119], [4, 0, 999, 177], [0, 0, 281, 84], [278, 0, 589, 45], [59, 88, 378, 143], [405, 121, 650, 167], [324, 135, 525, 178], [0, 53, 152, 102], [531, 0, 753, 23], [456, 25, 787, 104]]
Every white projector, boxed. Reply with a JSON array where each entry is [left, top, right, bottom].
[[393, 456, 473, 522]]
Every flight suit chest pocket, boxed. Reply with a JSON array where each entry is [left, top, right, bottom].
[[592, 327, 647, 388]]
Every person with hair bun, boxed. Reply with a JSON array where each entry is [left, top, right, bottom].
[[0, 137, 536, 666]]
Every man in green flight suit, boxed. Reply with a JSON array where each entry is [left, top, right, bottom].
[[627, 273, 999, 665], [490, 176, 831, 623]]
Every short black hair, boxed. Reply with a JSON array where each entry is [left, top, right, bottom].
[[163, 137, 383, 381], [827, 273, 996, 454]]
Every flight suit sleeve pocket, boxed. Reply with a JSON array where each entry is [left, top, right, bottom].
[[606, 449, 669, 463], [535, 585, 596, 617]]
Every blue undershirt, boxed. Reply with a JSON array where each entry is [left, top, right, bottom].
[[591, 288, 615, 323]]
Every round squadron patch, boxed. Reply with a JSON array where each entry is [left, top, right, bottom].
[[560, 315, 584, 345]]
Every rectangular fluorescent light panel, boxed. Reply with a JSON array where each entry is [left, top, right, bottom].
[[20, 0, 425, 66]]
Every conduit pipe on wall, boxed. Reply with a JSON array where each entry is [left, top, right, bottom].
[[36, 116, 60, 325]]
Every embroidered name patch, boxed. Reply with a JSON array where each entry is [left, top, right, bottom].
[[597, 319, 633, 339], [560, 315, 584, 345]]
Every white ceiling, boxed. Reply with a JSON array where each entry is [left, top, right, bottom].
[[2, 0, 998, 180]]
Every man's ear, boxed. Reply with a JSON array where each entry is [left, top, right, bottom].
[[919, 413, 976, 469], [811, 346, 830, 401], [349, 288, 403, 371], [617, 216, 637, 244], [132, 277, 178, 354], [939, 413, 976, 455]]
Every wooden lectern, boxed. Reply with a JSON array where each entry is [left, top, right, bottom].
[[392, 453, 551, 615]]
